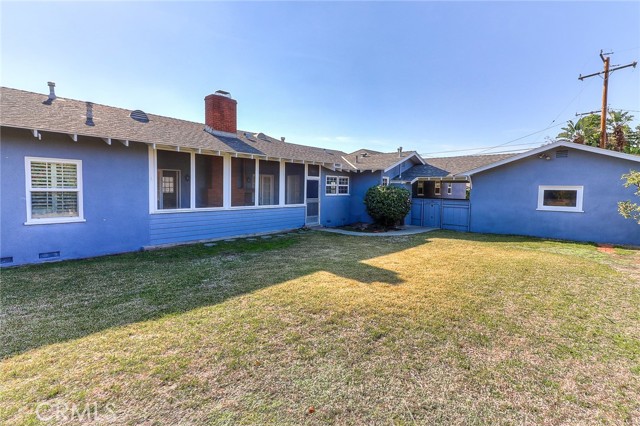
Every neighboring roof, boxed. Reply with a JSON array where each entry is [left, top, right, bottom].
[[349, 148, 383, 156], [396, 153, 515, 181], [461, 140, 640, 176], [0, 87, 353, 170], [343, 150, 425, 172]]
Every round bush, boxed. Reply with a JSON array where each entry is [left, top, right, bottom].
[[364, 185, 412, 227]]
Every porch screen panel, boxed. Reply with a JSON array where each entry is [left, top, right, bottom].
[[258, 160, 280, 206], [285, 163, 305, 204], [157, 150, 191, 209], [231, 158, 256, 207], [195, 154, 224, 208]]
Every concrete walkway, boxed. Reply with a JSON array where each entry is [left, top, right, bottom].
[[314, 225, 437, 237]]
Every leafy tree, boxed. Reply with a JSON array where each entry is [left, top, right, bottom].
[[557, 115, 601, 146], [364, 185, 411, 228], [607, 110, 633, 151], [556, 110, 638, 152], [618, 170, 640, 224]]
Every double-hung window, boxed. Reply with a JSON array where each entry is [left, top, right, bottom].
[[25, 157, 84, 224], [326, 176, 349, 195]]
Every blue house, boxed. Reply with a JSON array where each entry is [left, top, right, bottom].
[[1, 83, 638, 267], [0, 84, 423, 266], [460, 141, 640, 246]]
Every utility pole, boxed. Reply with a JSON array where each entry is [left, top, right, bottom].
[[578, 51, 637, 149]]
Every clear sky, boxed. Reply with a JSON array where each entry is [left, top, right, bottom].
[[2, 1, 639, 156]]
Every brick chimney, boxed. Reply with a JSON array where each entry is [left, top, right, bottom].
[[205, 90, 237, 134]]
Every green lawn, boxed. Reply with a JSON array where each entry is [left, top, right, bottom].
[[1, 230, 639, 425]]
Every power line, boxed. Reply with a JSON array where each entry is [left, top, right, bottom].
[[421, 141, 543, 156], [475, 122, 565, 155]]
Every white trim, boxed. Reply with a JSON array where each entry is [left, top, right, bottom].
[[24, 156, 84, 225], [434, 181, 441, 196], [189, 151, 196, 209], [340, 156, 357, 170], [382, 176, 390, 186], [279, 160, 286, 206], [223, 154, 232, 208], [150, 204, 306, 214], [254, 158, 260, 207], [382, 153, 426, 173], [409, 176, 469, 184], [460, 141, 640, 176], [148, 145, 157, 213], [537, 185, 584, 213]]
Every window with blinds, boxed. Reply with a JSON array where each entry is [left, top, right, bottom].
[[26, 157, 84, 224]]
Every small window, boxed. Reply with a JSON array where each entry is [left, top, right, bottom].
[[326, 175, 349, 195], [382, 177, 390, 186], [537, 185, 583, 212], [447, 183, 452, 195], [417, 181, 424, 197], [25, 157, 84, 224], [434, 182, 441, 196], [307, 164, 320, 177]]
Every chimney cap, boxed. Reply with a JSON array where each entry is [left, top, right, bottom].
[[214, 90, 231, 98]]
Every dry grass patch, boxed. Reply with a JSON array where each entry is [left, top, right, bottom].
[[1, 231, 639, 425]]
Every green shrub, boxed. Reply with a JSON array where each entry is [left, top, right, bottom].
[[364, 185, 412, 227]]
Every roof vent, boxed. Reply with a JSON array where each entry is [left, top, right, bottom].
[[555, 149, 569, 158], [281, 137, 286, 142], [254, 132, 268, 141], [130, 109, 149, 123], [85, 102, 94, 126], [42, 81, 57, 105]]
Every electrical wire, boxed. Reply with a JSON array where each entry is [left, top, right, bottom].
[[421, 141, 544, 156]]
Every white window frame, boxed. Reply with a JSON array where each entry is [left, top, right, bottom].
[[326, 175, 349, 196], [537, 185, 584, 213], [24, 156, 85, 225], [434, 181, 441, 196], [417, 181, 424, 197], [447, 183, 452, 195], [382, 177, 390, 186]]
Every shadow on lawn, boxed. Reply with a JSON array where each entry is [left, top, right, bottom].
[[1, 230, 433, 359]]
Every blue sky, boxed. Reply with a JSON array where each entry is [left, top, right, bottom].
[[2, 1, 639, 156]]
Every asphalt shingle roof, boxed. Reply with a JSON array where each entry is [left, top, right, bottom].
[[343, 150, 422, 171], [397, 153, 516, 180], [0, 87, 354, 169]]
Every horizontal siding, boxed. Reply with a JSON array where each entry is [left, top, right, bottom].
[[149, 207, 305, 245]]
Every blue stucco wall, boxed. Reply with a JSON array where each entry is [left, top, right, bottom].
[[320, 168, 351, 227], [349, 171, 381, 224], [1, 128, 150, 266], [470, 147, 640, 246], [149, 207, 304, 245]]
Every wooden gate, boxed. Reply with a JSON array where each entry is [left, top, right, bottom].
[[411, 198, 470, 232]]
